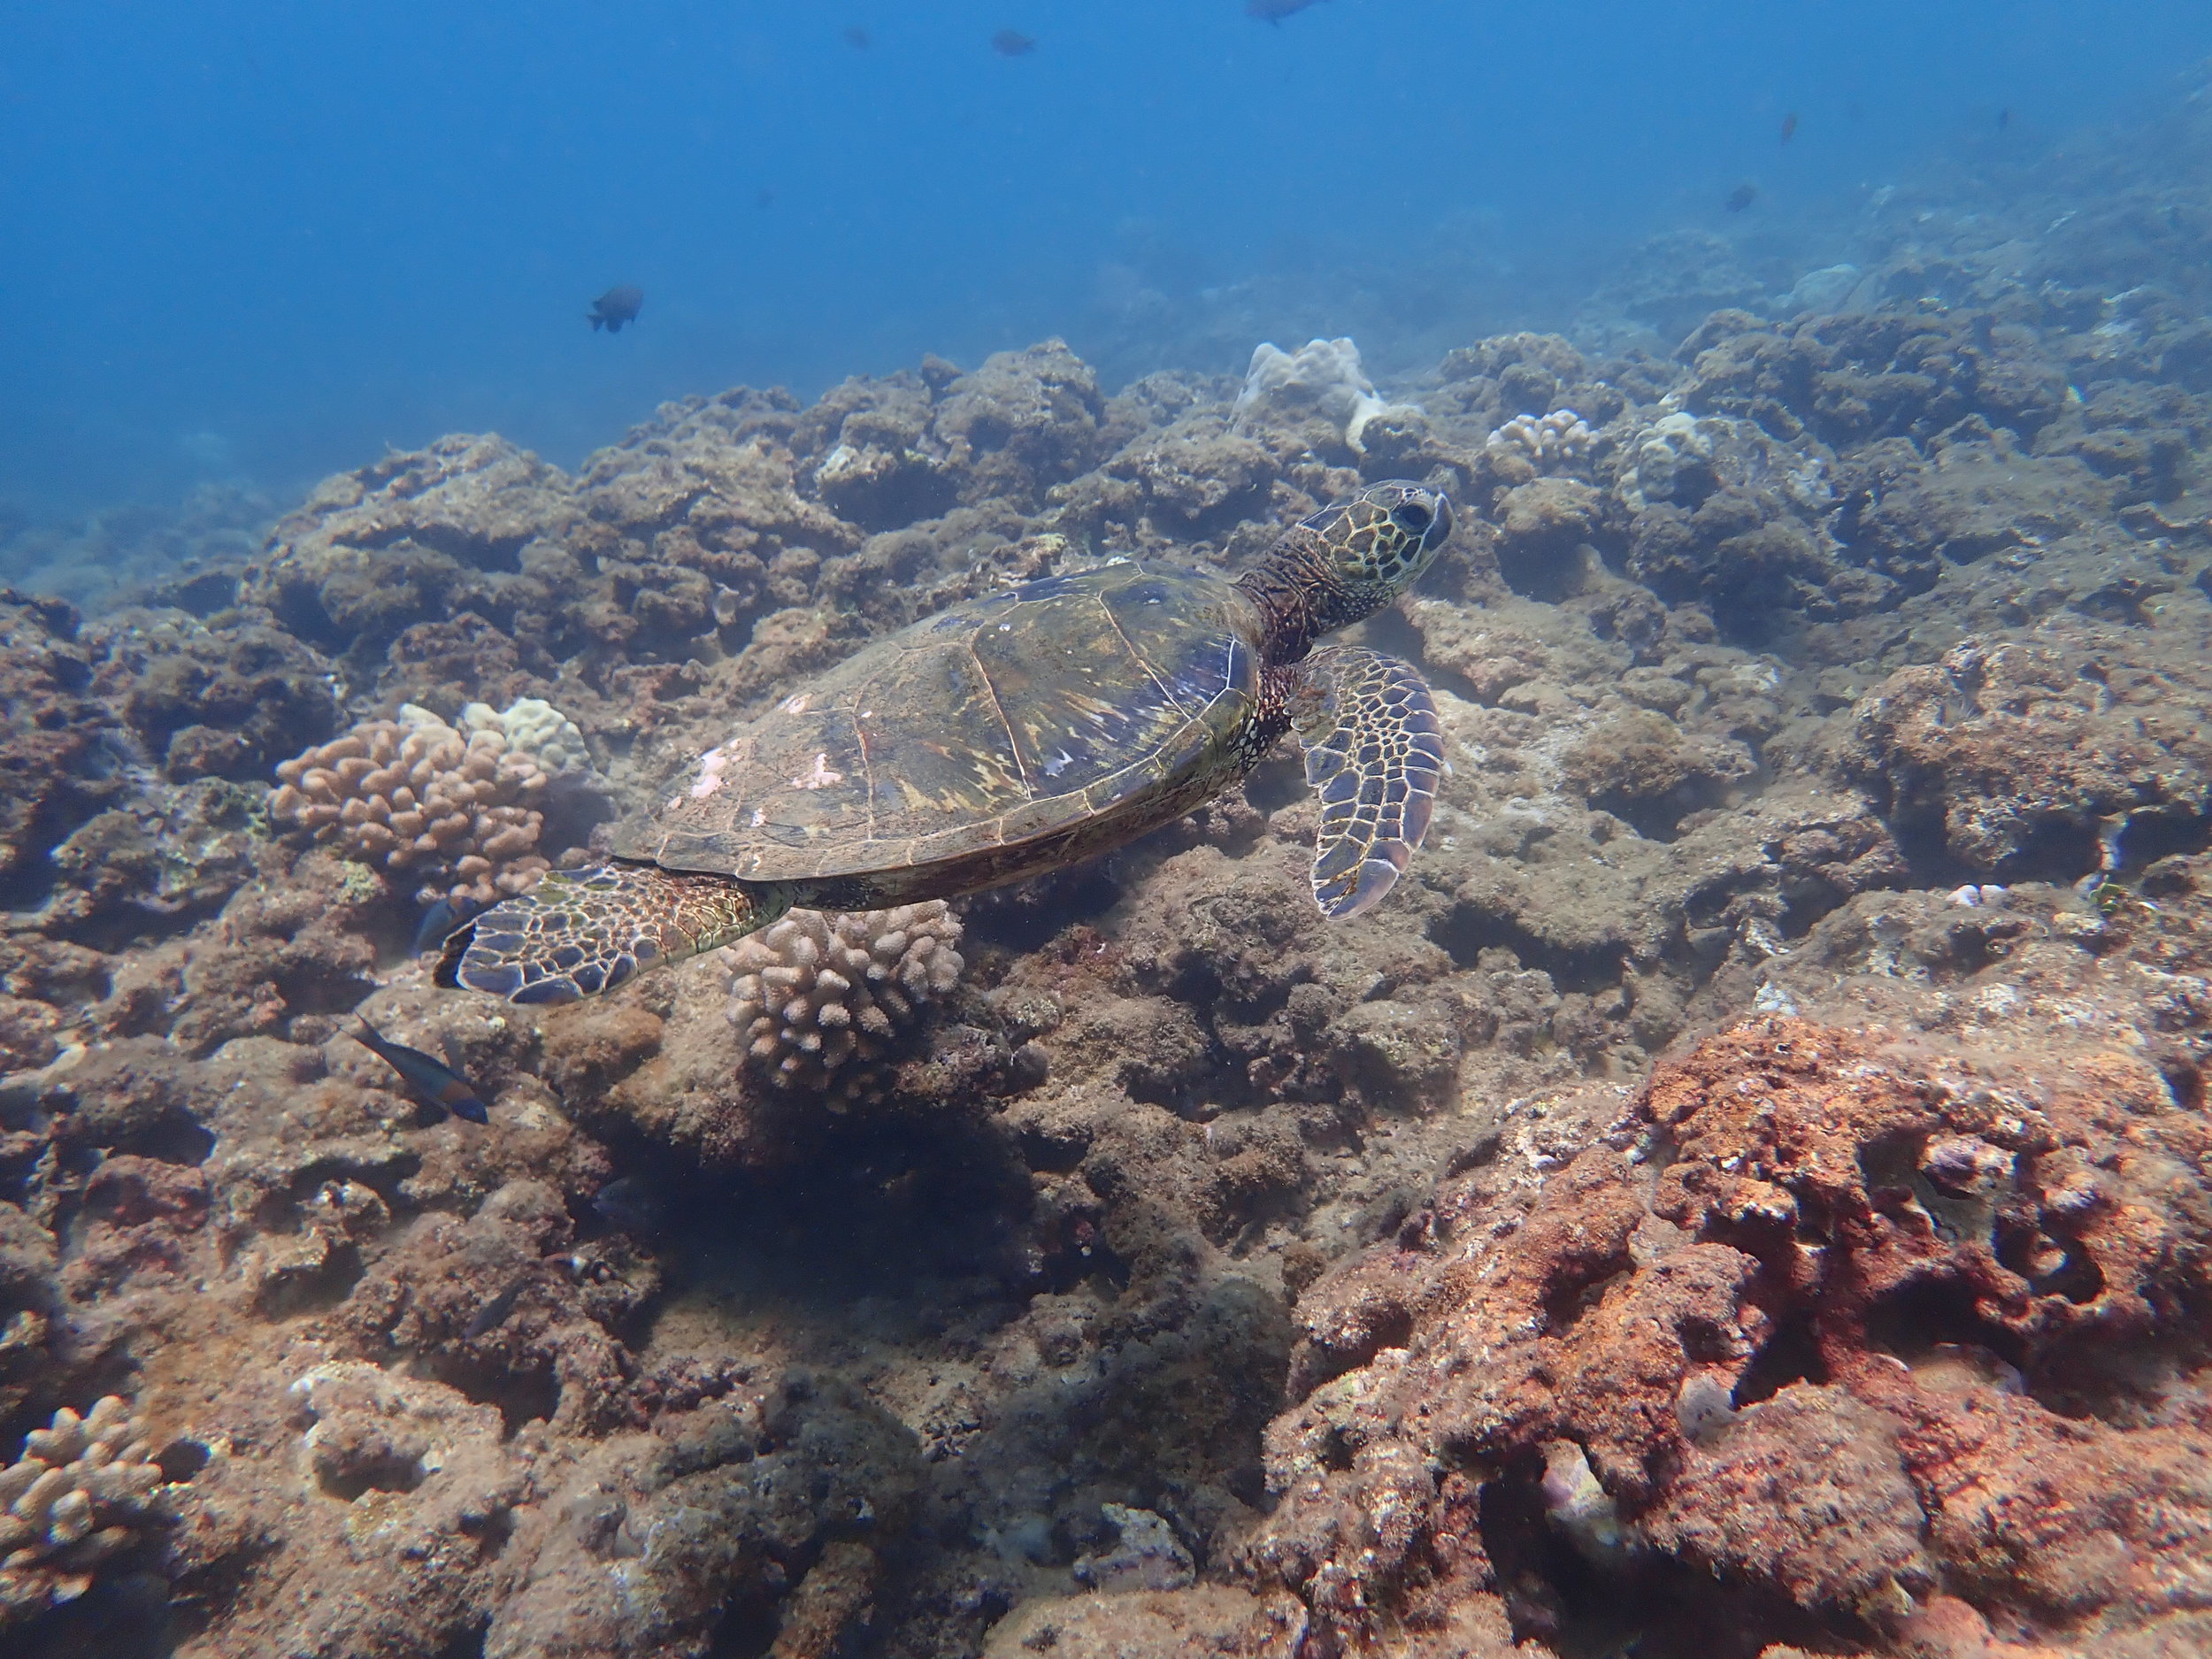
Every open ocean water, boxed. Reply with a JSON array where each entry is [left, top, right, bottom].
[[3, 2, 2206, 515]]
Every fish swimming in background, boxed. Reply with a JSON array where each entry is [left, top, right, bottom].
[[587, 285, 644, 334], [1780, 111, 1799, 145], [1247, 0, 1327, 20], [464, 1271, 534, 1338], [842, 24, 870, 49], [990, 28, 1035, 56], [1997, 108, 2011, 132], [413, 896, 479, 958], [1724, 182, 1759, 213], [352, 1020, 490, 1124], [592, 1175, 670, 1238]]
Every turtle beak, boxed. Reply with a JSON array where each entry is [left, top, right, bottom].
[[1428, 493, 1455, 551]]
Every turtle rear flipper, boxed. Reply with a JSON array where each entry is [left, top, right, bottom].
[[438, 864, 787, 1004], [1291, 646, 1444, 918]]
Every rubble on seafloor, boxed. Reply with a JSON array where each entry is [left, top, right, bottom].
[[3, 127, 2212, 1659]]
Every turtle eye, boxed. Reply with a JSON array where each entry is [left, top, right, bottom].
[[1392, 501, 1432, 534]]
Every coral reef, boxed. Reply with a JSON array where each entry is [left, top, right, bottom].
[[0, 592, 121, 908], [8, 93, 2212, 1657], [983, 1585, 1305, 1657], [1071, 1502, 1195, 1593], [1845, 633, 2212, 876], [480, 1371, 918, 1659], [1242, 1009, 2212, 1655], [87, 605, 342, 783], [0, 1396, 166, 1626], [726, 903, 966, 1106], [0, 484, 275, 613], [270, 697, 595, 906], [243, 433, 582, 664]]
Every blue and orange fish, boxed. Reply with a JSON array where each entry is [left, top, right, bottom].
[[352, 1020, 490, 1125]]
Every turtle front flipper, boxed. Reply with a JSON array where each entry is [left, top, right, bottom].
[[436, 863, 791, 1004], [1290, 646, 1445, 918]]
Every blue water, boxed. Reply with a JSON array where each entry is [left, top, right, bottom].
[[4, 1, 2207, 515]]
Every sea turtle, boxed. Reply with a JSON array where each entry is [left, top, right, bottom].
[[440, 480, 1454, 1004]]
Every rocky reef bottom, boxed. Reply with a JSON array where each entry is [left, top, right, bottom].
[[9, 577, 2210, 1659], [6, 169, 2212, 1651]]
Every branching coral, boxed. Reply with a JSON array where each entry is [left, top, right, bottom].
[[726, 903, 964, 1106], [0, 1395, 165, 1623], [1487, 408, 1596, 469], [271, 698, 594, 906]]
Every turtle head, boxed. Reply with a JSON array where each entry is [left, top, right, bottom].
[[1293, 480, 1453, 627], [1317, 480, 1453, 590], [1241, 480, 1454, 657]]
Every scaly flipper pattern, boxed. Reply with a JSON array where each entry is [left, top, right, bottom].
[[437, 863, 790, 1004], [1291, 646, 1444, 918]]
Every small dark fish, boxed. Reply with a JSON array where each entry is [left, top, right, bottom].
[[754, 186, 776, 209], [587, 284, 644, 334], [1779, 111, 1798, 145], [1724, 182, 1758, 213], [465, 1272, 532, 1339], [353, 1020, 489, 1125], [413, 896, 479, 957], [1247, 0, 1323, 19], [990, 28, 1034, 56], [842, 24, 870, 49], [592, 1176, 669, 1237], [1997, 108, 2011, 132]]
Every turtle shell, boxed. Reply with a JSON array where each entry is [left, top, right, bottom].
[[623, 563, 1263, 883]]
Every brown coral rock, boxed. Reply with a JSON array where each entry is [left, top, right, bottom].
[[1643, 1382, 1932, 1618], [1560, 706, 1755, 834], [932, 338, 1107, 506], [1247, 1016, 2212, 1655], [982, 1584, 1310, 1658], [1846, 632, 2212, 875], [246, 433, 580, 657], [578, 394, 859, 650], [0, 591, 118, 898], [86, 605, 342, 783]]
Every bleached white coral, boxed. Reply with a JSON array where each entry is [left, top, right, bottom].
[[1782, 263, 1861, 314], [1617, 408, 1830, 515], [1487, 409, 1596, 470], [273, 707, 561, 907], [726, 903, 965, 1107], [1616, 411, 1717, 511], [1232, 336, 1421, 454], [460, 696, 593, 781], [0, 1395, 165, 1622]]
